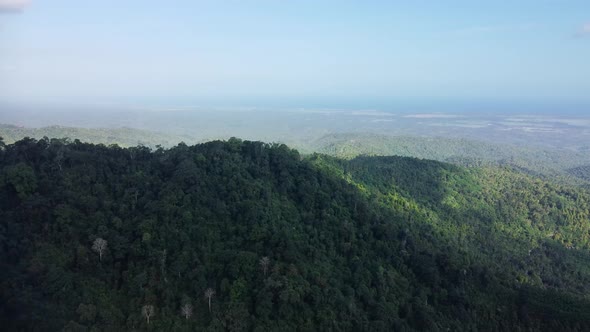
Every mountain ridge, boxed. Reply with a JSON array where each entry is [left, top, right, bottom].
[[1, 137, 590, 330]]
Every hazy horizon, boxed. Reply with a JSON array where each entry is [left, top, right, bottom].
[[1, 1, 589, 157], [1, 1, 590, 108]]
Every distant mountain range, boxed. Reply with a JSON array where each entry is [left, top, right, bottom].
[[310, 132, 590, 187], [0, 124, 198, 148], [3, 124, 588, 187]]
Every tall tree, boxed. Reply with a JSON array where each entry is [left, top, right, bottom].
[[180, 303, 193, 320], [92, 238, 108, 261], [204, 288, 215, 313], [259, 256, 270, 277], [142, 305, 155, 325]]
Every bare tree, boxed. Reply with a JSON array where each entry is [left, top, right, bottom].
[[54, 147, 65, 172], [204, 288, 215, 313], [259, 256, 270, 276], [92, 238, 107, 261], [142, 304, 155, 325], [180, 303, 193, 320]]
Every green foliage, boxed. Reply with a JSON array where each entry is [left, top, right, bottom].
[[2, 162, 37, 200], [1, 138, 590, 331], [313, 132, 590, 186]]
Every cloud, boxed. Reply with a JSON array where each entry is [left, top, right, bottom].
[[0, 0, 30, 13]]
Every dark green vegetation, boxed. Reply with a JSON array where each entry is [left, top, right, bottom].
[[2, 137, 590, 331], [4, 124, 590, 188]]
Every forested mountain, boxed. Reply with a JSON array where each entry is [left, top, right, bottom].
[[4, 124, 590, 188], [1, 137, 590, 331], [313, 132, 590, 186]]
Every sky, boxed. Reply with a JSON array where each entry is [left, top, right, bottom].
[[1, 0, 589, 110]]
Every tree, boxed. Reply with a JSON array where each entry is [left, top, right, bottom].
[[3, 163, 37, 200], [142, 304, 155, 325], [259, 256, 270, 277], [4, 137, 590, 331], [204, 288, 215, 313], [92, 238, 108, 261], [180, 303, 193, 320]]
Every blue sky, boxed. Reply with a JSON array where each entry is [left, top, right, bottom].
[[1, 0, 589, 109]]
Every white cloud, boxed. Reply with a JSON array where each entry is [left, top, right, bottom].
[[0, 0, 30, 12]]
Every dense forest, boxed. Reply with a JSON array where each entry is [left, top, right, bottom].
[[313, 133, 590, 187], [4, 125, 590, 188], [1, 137, 590, 331]]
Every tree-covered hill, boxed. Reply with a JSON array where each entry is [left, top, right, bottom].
[[1, 137, 590, 331], [568, 165, 590, 182], [312, 132, 590, 186], [4, 124, 590, 187]]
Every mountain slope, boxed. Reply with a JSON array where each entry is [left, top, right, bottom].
[[312, 132, 590, 186], [1, 138, 590, 331], [4, 124, 590, 187]]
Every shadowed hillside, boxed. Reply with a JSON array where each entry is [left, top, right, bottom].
[[1, 137, 590, 331], [313, 132, 590, 186]]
